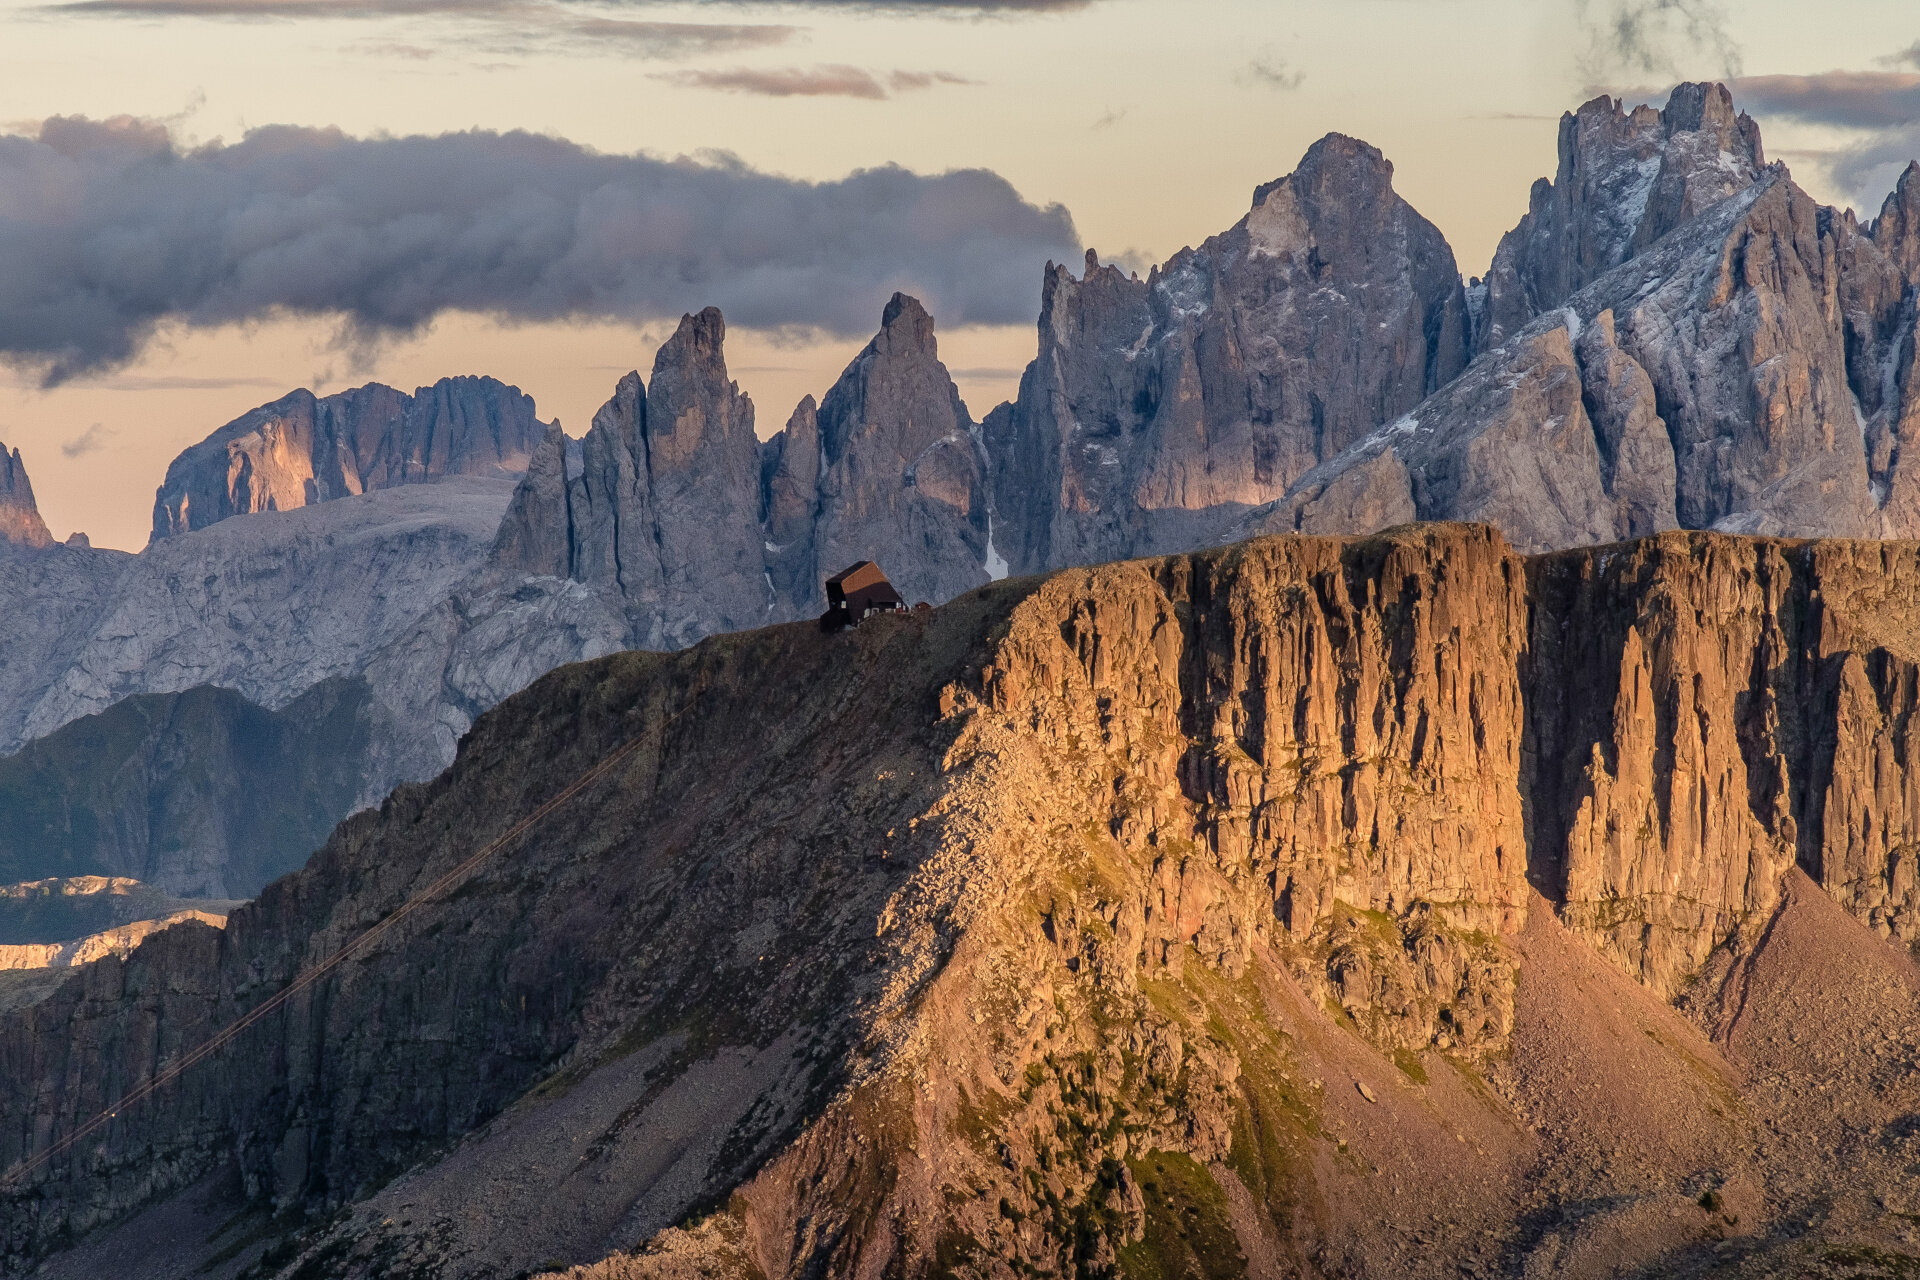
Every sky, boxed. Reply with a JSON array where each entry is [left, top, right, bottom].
[[1, 0, 1918, 548]]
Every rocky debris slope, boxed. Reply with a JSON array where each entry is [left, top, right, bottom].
[[0, 447, 50, 550], [8, 524, 1920, 1278], [982, 134, 1470, 576], [150, 377, 550, 542]]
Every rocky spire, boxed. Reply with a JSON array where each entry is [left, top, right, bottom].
[[492, 309, 770, 648], [1475, 82, 1765, 351], [760, 395, 821, 607], [0, 444, 52, 549], [799, 293, 986, 611]]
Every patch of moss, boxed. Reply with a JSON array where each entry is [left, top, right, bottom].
[[1119, 1151, 1247, 1280], [1392, 1048, 1429, 1085]]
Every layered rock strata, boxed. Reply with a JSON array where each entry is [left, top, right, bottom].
[[8, 525, 1920, 1277]]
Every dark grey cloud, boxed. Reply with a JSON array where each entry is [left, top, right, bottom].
[[60, 424, 114, 458], [0, 116, 1080, 385], [1239, 58, 1302, 91], [50, 0, 1087, 14], [654, 64, 972, 98], [50, 0, 800, 59], [1574, 0, 1741, 87], [1731, 71, 1920, 129]]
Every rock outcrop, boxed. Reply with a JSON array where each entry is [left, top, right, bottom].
[[984, 133, 1470, 576], [0, 447, 50, 550], [1263, 157, 1879, 549], [1474, 83, 1766, 351], [761, 293, 988, 611], [149, 376, 550, 542], [11, 525, 1920, 1279], [0, 681, 371, 899]]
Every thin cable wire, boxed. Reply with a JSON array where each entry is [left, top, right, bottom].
[[0, 721, 657, 1191]]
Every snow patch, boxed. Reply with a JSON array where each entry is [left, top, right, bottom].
[[1559, 306, 1583, 345], [983, 515, 1009, 581]]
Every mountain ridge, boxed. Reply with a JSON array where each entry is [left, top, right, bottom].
[[7, 522, 1920, 1278]]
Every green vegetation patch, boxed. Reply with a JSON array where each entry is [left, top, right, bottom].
[[1120, 1151, 1246, 1280]]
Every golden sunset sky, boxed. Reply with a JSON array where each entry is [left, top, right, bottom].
[[0, 0, 1912, 548]]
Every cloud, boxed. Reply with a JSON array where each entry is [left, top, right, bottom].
[[1730, 71, 1920, 129], [1240, 58, 1303, 91], [1882, 41, 1920, 71], [1715, 64, 1920, 211], [1574, 0, 1741, 87], [49, 0, 1090, 14], [0, 115, 1081, 385], [61, 424, 114, 457], [655, 64, 973, 98], [49, 0, 799, 58]]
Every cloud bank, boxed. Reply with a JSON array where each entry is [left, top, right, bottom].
[[1723, 67, 1920, 212], [0, 116, 1081, 385]]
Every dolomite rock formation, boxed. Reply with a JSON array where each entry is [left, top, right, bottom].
[[12, 525, 1920, 1279], [150, 375, 550, 542], [0, 446, 50, 550], [0, 682, 371, 899], [760, 293, 988, 612], [1260, 158, 1880, 549], [1473, 82, 1766, 351], [982, 132, 1471, 576]]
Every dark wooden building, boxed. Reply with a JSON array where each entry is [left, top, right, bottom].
[[820, 561, 905, 631]]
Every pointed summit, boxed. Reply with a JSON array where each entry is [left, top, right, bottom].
[[1476, 82, 1766, 351], [0, 444, 52, 549]]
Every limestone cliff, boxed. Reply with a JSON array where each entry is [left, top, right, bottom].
[[11, 525, 1920, 1279], [984, 134, 1470, 576], [150, 376, 550, 542], [0, 446, 50, 550]]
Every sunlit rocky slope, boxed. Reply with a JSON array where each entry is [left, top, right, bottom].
[[4, 523, 1920, 1278]]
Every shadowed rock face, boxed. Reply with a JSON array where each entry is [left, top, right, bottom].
[[149, 375, 551, 542], [762, 293, 987, 613], [984, 133, 1470, 578], [12, 525, 1920, 1280], [0, 447, 50, 550]]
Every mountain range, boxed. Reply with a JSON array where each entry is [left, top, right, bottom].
[[5, 80, 1920, 1277]]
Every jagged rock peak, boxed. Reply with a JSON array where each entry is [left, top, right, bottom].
[[987, 129, 1467, 576], [788, 292, 986, 610], [150, 374, 554, 543], [1476, 81, 1766, 351], [0, 443, 52, 549], [1870, 160, 1920, 275]]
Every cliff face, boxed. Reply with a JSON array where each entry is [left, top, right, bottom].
[[0, 680, 370, 899], [13, 525, 1920, 1279], [149, 376, 550, 542], [984, 134, 1470, 577], [1474, 83, 1766, 352], [0, 448, 50, 550]]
